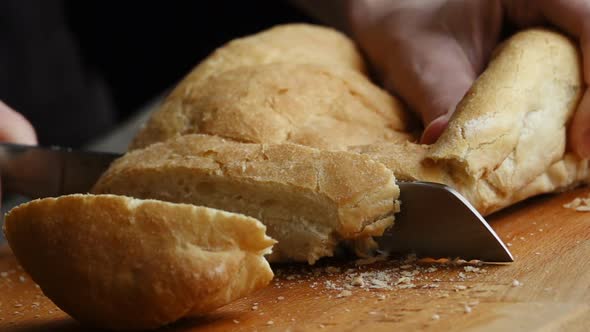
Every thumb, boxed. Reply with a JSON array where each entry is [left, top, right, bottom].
[[568, 90, 590, 158], [0, 101, 37, 145]]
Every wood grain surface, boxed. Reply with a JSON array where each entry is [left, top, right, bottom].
[[0, 187, 589, 331]]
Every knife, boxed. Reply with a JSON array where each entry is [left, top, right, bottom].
[[0, 143, 513, 263], [378, 181, 513, 263], [0, 143, 119, 198]]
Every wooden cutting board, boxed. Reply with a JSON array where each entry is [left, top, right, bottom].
[[1, 187, 589, 331]]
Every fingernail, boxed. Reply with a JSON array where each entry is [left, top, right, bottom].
[[420, 113, 451, 145]]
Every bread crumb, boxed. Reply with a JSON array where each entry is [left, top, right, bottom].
[[351, 276, 364, 287], [396, 276, 413, 285], [401, 270, 417, 277], [512, 279, 522, 287], [422, 284, 439, 289], [432, 314, 440, 320], [376, 294, 387, 301], [18, 276, 26, 283], [251, 305, 258, 310], [336, 290, 352, 298], [266, 320, 274, 325], [277, 296, 285, 301], [397, 283, 416, 289], [463, 266, 483, 273], [233, 319, 240, 324], [563, 196, 590, 211], [454, 285, 467, 291], [0, 272, 7, 278], [464, 304, 472, 314]]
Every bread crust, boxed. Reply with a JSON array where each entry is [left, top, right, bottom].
[[94, 134, 400, 264], [130, 25, 411, 151], [3, 194, 275, 330]]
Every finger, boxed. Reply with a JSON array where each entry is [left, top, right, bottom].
[[381, 36, 476, 136], [568, 89, 590, 157], [0, 101, 37, 145], [421, 111, 452, 145]]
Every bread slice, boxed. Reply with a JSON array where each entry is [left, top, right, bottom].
[[93, 134, 400, 264], [3, 194, 275, 330]]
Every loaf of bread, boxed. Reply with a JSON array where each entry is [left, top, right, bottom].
[[3, 194, 275, 330], [93, 134, 400, 264], [130, 25, 587, 216]]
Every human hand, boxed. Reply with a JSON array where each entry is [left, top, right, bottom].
[[0, 101, 37, 145], [0, 100, 37, 202], [347, 0, 590, 156]]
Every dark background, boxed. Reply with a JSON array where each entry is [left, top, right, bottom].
[[64, 1, 315, 121], [0, 1, 316, 147]]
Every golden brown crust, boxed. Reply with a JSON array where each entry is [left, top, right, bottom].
[[181, 23, 368, 85], [130, 24, 411, 151], [3, 194, 275, 330], [131, 63, 411, 151], [94, 134, 399, 264]]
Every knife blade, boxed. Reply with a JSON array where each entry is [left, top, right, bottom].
[[0, 143, 119, 198], [0, 143, 513, 262], [377, 181, 513, 263]]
